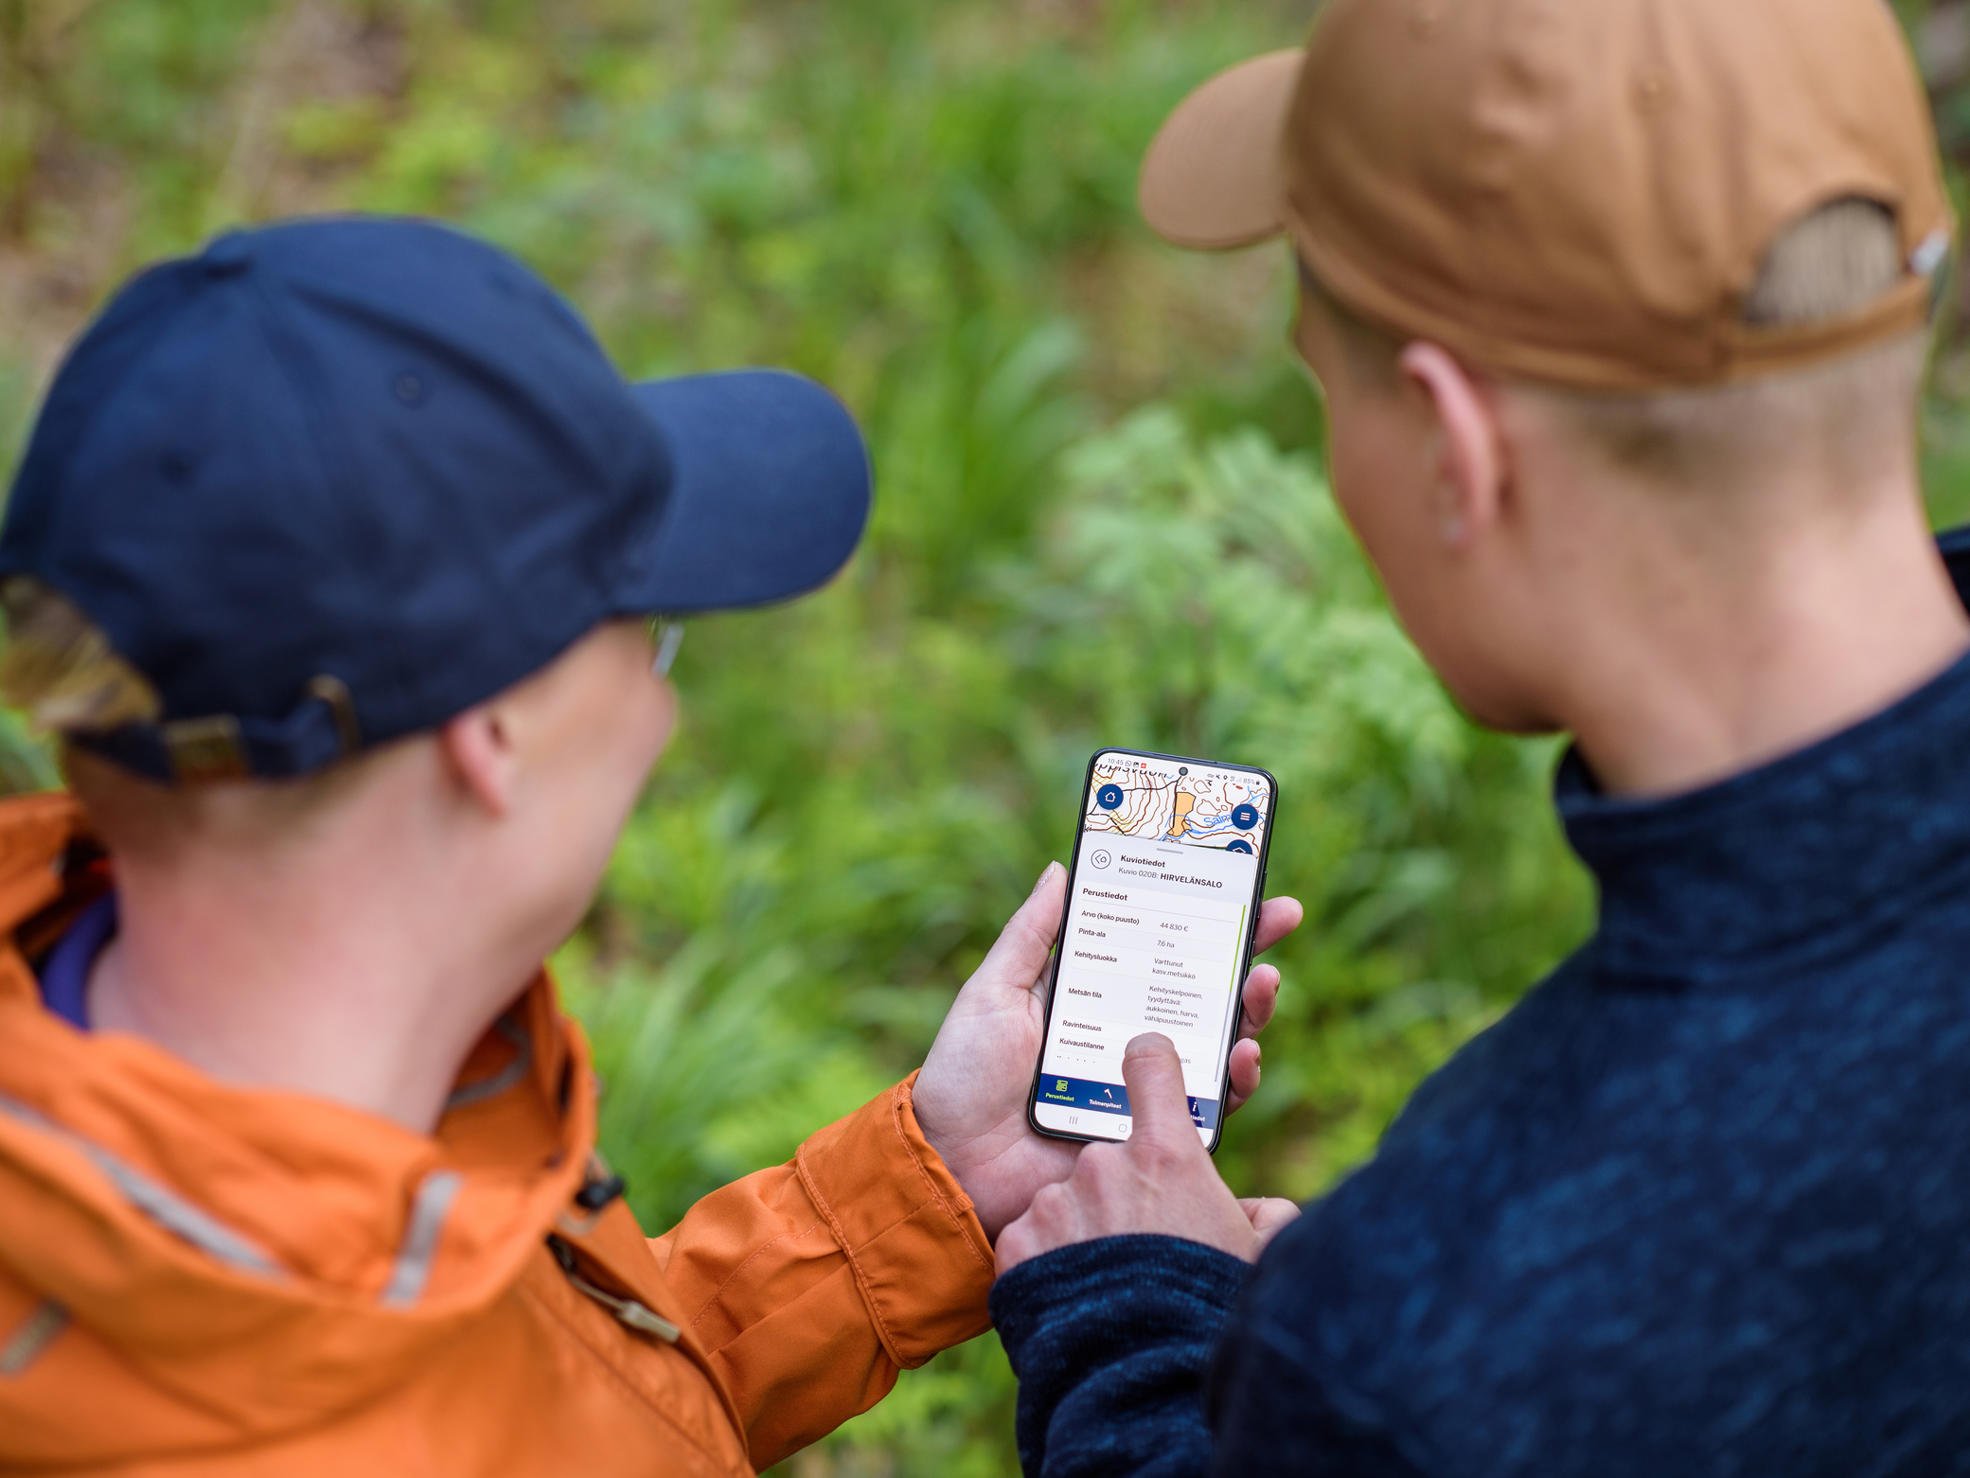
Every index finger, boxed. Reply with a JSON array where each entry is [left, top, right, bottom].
[[1120, 1033, 1199, 1149]]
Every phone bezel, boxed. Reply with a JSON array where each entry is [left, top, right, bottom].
[[1024, 746, 1280, 1157]]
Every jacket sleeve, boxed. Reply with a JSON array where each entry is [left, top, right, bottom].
[[649, 1071, 994, 1468], [990, 1235, 1247, 1477], [992, 1233, 1433, 1478]]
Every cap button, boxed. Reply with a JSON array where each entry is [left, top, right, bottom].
[[200, 231, 255, 279]]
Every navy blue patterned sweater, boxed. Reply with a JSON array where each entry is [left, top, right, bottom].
[[992, 532, 1970, 1477]]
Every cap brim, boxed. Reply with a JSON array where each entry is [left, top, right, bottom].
[[1139, 49, 1302, 251], [623, 370, 872, 615]]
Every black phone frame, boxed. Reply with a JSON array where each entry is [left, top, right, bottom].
[[1024, 746, 1279, 1157]]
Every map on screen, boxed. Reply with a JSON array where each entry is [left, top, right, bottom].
[[1081, 754, 1269, 856]]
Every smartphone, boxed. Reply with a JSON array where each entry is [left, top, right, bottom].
[[1027, 748, 1278, 1154]]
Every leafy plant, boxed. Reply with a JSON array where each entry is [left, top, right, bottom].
[[4, 2, 1967, 1471]]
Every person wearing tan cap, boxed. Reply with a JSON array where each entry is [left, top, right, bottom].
[[986, 1, 1970, 1474]]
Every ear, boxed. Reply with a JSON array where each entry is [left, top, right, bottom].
[[438, 703, 520, 818], [1399, 343, 1506, 552]]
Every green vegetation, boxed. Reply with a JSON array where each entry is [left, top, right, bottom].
[[4, 2, 1969, 1471]]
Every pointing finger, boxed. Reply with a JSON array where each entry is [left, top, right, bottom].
[[1121, 1033, 1196, 1148]]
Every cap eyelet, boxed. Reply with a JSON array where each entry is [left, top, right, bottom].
[[1912, 230, 1951, 280], [392, 372, 428, 407]]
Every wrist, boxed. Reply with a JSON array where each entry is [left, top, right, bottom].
[[892, 1070, 994, 1244], [906, 1070, 1003, 1232], [916, 1132, 1006, 1241], [908, 1075, 962, 1180], [992, 1233, 1250, 1363]]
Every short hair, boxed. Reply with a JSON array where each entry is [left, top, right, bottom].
[[0, 578, 376, 836], [0, 579, 160, 734], [1554, 199, 1926, 484], [1741, 198, 1906, 327], [1296, 256, 1400, 386], [58, 741, 382, 856], [1298, 198, 1928, 483]]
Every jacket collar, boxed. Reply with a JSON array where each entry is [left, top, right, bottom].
[[0, 797, 598, 1434], [1560, 530, 1970, 980]]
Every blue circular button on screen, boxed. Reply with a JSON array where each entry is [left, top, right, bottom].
[[1231, 803, 1260, 829], [1225, 840, 1255, 855], [1097, 784, 1125, 810]]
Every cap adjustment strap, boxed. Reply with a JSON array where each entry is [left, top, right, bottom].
[[159, 715, 250, 783], [1720, 272, 1936, 379], [79, 674, 365, 784]]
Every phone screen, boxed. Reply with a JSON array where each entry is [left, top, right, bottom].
[[1029, 749, 1276, 1151]]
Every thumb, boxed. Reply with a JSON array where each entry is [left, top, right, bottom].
[[973, 862, 1066, 994], [1239, 1196, 1301, 1250], [1121, 1033, 1195, 1148]]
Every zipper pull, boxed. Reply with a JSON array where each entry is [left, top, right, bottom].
[[547, 1234, 681, 1344]]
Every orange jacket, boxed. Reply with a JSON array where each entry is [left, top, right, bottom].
[[0, 794, 995, 1474]]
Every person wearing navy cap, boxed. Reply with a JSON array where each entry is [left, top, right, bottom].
[[0, 217, 1301, 1472]]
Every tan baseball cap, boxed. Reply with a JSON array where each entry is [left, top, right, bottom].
[[1140, 0, 1955, 391]]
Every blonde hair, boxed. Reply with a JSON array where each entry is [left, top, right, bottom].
[[0, 579, 160, 733], [1741, 199, 1907, 328], [1300, 198, 1928, 481], [0, 578, 376, 833], [1551, 199, 1925, 484], [58, 743, 384, 857]]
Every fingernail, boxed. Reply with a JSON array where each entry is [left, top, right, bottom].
[[1032, 861, 1061, 895]]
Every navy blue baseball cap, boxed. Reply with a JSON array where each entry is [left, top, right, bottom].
[[0, 217, 872, 782]]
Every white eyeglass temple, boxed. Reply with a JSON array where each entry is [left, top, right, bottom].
[[651, 622, 685, 677]]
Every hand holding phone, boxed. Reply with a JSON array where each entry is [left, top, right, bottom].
[[916, 843, 1300, 1241], [1027, 749, 1278, 1154]]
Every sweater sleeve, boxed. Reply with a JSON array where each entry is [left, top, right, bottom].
[[992, 1230, 1434, 1478], [990, 1235, 1247, 1478]]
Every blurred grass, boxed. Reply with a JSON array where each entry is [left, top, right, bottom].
[[4, 2, 1969, 1471]]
